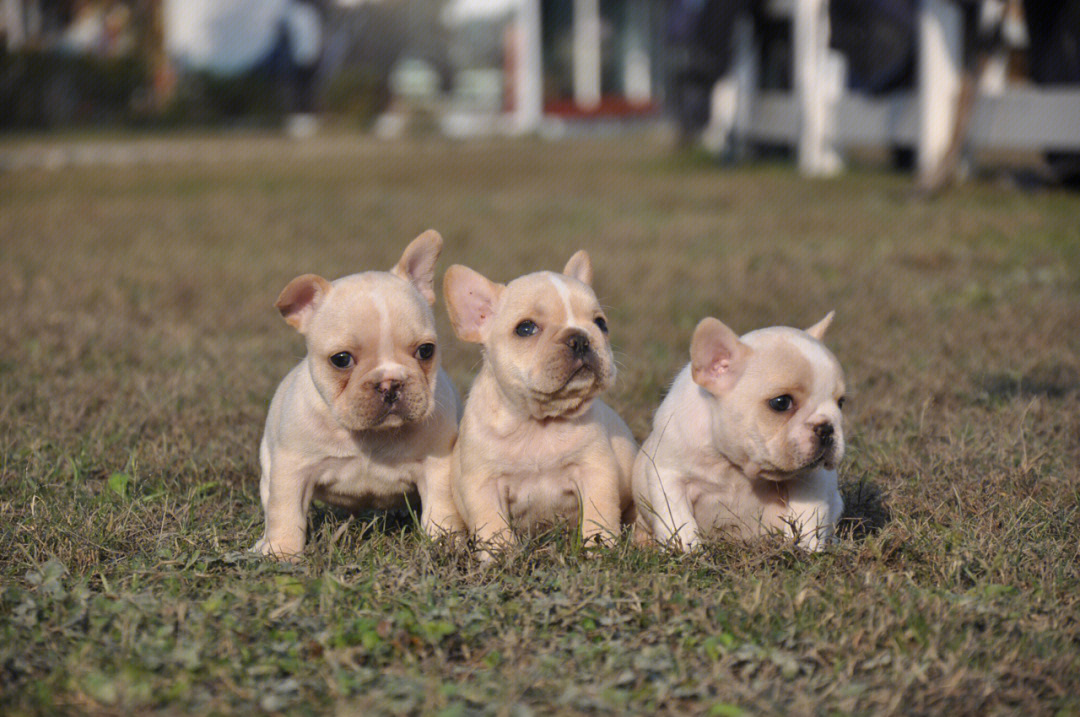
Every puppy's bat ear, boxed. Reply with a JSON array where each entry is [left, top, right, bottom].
[[805, 310, 834, 341], [691, 317, 750, 396], [276, 274, 332, 334], [443, 264, 505, 343], [562, 250, 593, 286], [392, 229, 443, 305]]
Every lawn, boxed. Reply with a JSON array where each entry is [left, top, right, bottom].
[[1, 134, 1078, 715]]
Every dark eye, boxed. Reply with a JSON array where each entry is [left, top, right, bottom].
[[329, 352, 354, 369], [416, 343, 435, 361], [768, 395, 794, 412], [594, 316, 608, 334], [515, 320, 538, 337], [837, 397, 846, 410]]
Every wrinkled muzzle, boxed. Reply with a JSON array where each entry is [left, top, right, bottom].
[[519, 335, 613, 418], [334, 367, 432, 430], [800, 419, 844, 471]]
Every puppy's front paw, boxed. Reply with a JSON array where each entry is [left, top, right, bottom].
[[582, 529, 618, 551], [791, 525, 835, 552], [667, 527, 701, 553], [474, 535, 516, 565], [252, 536, 304, 562]]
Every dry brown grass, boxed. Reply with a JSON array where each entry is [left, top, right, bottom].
[[1, 134, 1079, 715]]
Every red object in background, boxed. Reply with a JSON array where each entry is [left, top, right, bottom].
[[503, 22, 519, 113], [543, 95, 657, 117]]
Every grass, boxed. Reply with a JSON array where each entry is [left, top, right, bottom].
[[1, 134, 1079, 715]]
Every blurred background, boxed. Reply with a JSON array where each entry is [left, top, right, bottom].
[[1, 0, 1078, 184]]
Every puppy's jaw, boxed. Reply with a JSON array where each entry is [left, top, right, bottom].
[[527, 344, 612, 408], [803, 420, 845, 471], [790, 394, 846, 474], [724, 420, 844, 481], [759, 413, 844, 476], [331, 371, 436, 432], [523, 361, 612, 419]]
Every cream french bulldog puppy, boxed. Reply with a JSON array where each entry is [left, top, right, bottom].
[[633, 313, 845, 551], [443, 251, 638, 555], [253, 230, 464, 559]]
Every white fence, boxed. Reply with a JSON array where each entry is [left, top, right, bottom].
[[706, 0, 1080, 179]]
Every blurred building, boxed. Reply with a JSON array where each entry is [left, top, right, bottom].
[[1, 1, 159, 126], [3, 0, 1077, 184], [441, 0, 665, 136], [689, 0, 1080, 181], [1, 0, 331, 126], [164, 0, 321, 78]]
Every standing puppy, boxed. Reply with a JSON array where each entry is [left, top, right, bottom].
[[633, 313, 845, 551], [443, 251, 637, 555], [253, 230, 463, 559]]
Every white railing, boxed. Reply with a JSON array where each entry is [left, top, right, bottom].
[[708, 0, 1080, 178]]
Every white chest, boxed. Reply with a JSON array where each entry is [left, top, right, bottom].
[[483, 425, 597, 530], [311, 452, 422, 511], [499, 467, 582, 529]]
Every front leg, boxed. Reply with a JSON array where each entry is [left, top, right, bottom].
[[641, 465, 701, 552], [417, 453, 466, 537], [456, 463, 513, 559], [784, 468, 843, 551], [253, 452, 314, 560], [575, 450, 623, 546]]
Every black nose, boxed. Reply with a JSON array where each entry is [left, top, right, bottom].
[[566, 332, 590, 359], [814, 422, 834, 443], [377, 380, 401, 405]]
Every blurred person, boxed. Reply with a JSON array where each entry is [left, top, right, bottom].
[[286, 0, 321, 114], [57, 0, 113, 56], [1023, 0, 1080, 183], [828, 0, 915, 95], [165, 0, 322, 113], [666, 0, 752, 144], [102, 2, 133, 58]]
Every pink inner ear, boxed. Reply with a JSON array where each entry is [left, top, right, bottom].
[[283, 287, 314, 316], [461, 291, 492, 334], [471, 291, 488, 314], [445, 265, 503, 342], [276, 275, 330, 331]]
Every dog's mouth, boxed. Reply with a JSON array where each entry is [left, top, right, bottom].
[[568, 362, 595, 380], [750, 443, 839, 482], [557, 360, 603, 393], [372, 404, 399, 424], [572, 350, 604, 377], [347, 405, 403, 431], [345, 389, 430, 431], [521, 357, 607, 420], [804, 443, 839, 471]]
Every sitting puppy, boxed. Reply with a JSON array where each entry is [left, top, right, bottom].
[[443, 251, 637, 555], [253, 230, 463, 559], [633, 313, 845, 551]]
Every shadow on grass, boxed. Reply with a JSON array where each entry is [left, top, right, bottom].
[[838, 479, 892, 541], [308, 502, 421, 541], [974, 364, 1079, 402]]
